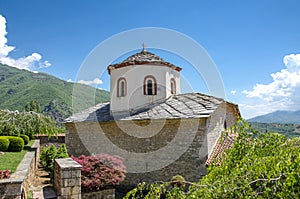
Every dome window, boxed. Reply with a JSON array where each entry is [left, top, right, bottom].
[[144, 76, 157, 95], [117, 78, 127, 97], [171, 78, 176, 94]]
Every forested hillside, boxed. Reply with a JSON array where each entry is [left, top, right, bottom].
[[248, 110, 300, 124], [250, 122, 300, 138], [0, 64, 110, 122]]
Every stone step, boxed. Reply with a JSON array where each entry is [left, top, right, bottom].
[[31, 188, 43, 199], [31, 186, 57, 199], [43, 186, 57, 199]]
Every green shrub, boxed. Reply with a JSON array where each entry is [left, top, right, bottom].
[[19, 134, 29, 145], [40, 144, 69, 180], [40, 144, 57, 172], [7, 136, 24, 152], [0, 137, 9, 151], [171, 175, 186, 188], [56, 144, 69, 159]]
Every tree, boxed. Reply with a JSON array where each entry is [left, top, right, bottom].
[[0, 109, 63, 139], [25, 100, 41, 113], [125, 120, 300, 198]]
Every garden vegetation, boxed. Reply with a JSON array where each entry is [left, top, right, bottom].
[[72, 154, 126, 193], [0, 109, 63, 139], [40, 144, 69, 179]]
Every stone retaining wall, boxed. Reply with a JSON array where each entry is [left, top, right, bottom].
[[0, 140, 40, 199]]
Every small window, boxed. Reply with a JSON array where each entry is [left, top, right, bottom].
[[170, 78, 176, 94], [147, 79, 153, 95], [117, 78, 126, 97], [144, 76, 157, 95]]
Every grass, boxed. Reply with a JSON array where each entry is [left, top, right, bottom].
[[0, 140, 35, 173], [26, 190, 33, 199]]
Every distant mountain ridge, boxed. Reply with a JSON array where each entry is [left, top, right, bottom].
[[0, 63, 110, 122], [248, 110, 300, 124]]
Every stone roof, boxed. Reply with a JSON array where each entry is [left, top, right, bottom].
[[107, 49, 182, 74], [65, 93, 235, 123]]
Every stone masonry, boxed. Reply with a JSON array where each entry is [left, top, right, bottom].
[[66, 117, 209, 189], [65, 93, 240, 190], [54, 158, 82, 199]]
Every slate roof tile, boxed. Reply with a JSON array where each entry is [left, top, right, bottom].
[[64, 92, 235, 123]]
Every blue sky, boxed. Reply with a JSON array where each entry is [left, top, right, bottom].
[[0, 0, 300, 119]]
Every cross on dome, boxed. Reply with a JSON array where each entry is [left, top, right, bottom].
[[142, 43, 146, 52]]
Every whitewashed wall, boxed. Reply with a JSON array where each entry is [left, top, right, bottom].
[[110, 64, 180, 113]]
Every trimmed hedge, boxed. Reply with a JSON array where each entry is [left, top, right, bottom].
[[0, 137, 9, 151], [7, 137, 24, 152], [1, 136, 25, 152], [19, 134, 29, 145]]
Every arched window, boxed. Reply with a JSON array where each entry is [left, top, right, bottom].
[[170, 78, 176, 94], [144, 76, 157, 95], [117, 78, 126, 97]]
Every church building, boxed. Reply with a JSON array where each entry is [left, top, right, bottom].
[[64, 46, 240, 188]]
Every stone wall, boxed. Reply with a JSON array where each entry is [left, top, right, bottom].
[[65, 118, 208, 190], [207, 102, 239, 156], [0, 140, 40, 199], [35, 134, 65, 145], [35, 134, 65, 149], [54, 158, 82, 199]]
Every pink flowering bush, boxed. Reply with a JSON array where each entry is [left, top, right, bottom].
[[71, 153, 126, 192], [0, 170, 10, 179]]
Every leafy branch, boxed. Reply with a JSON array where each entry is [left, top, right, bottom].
[[0, 109, 64, 138]]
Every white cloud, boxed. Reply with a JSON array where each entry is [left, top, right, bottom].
[[242, 53, 300, 118], [284, 54, 300, 72], [39, 60, 51, 68], [239, 98, 293, 119], [0, 14, 51, 71], [230, 90, 236, 95], [78, 78, 103, 86], [67, 79, 72, 82]]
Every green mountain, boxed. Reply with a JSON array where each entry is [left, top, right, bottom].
[[250, 122, 300, 138], [248, 110, 300, 124], [0, 63, 110, 122]]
